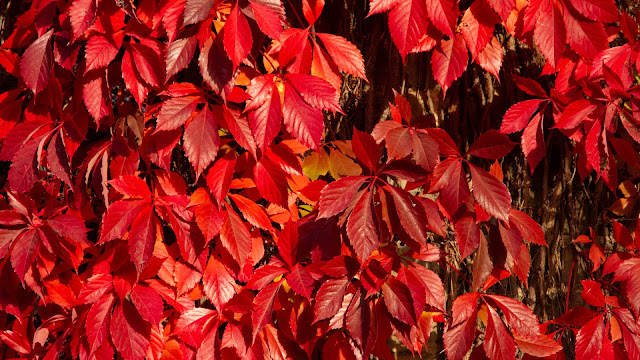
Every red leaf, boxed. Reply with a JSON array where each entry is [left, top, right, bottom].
[[472, 232, 492, 291], [122, 48, 150, 106], [409, 264, 445, 311], [286, 264, 315, 299], [86, 293, 115, 354], [220, 209, 252, 268], [431, 158, 470, 218], [444, 312, 477, 359], [314, 277, 349, 322], [554, 100, 598, 130], [110, 301, 151, 360], [570, 0, 618, 23], [318, 176, 368, 218], [221, 108, 257, 158], [194, 197, 224, 241], [85, 34, 122, 72], [411, 131, 439, 171], [286, 74, 342, 113], [467, 130, 516, 160], [246, 76, 282, 151], [513, 333, 563, 357], [20, 29, 53, 94], [512, 75, 548, 99], [316, 33, 367, 80], [46, 131, 72, 185], [469, 163, 511, 221], [254, 157, 288, 208], [69, 0, 96, 39], [230, 194, 272, 231], [483, 304, 516, 360], [509, 209, 546, 246], [382, 277, 416, 325], [128, 205, 158, 273], [203, 256, 236, 310], [432, 33, 468, 95], [351, 127, 380, 172], [500, 99, 545, 134], [128, 42, 164, 88], [223, 3, 253, 68], [476, 37, 503, 79], [10, 230, 41, 282], [454, 216, 481, 259], [165, 37, 197, 79], [486, 295, 540, 339], [533, 1, 566, 69], [575, 314, 606, 359], [426, 0, 458, 38], [198, 37, 235, 95], [460, 0, 499, 59], [46, 213, 88, 245], [184, 0, 214, 25], [368, 0, 401, 16], [131, 285, 164, 326], [371, 120, 403, 143], [184, 106, 220, 178], [388, 0, 428, 60], [563, 8, 608, 59], [347, 189, 379, 262], [385, 127, 413, 159], [302, 0, 324, 24], [110, 176, 152, 198], [386, 186, 429, 246], [252, 280, 283, 340], [83, 69, 112, 123], [581, 280, 606, 308], [276, 220, 298, 268], [206, 156, 236, 206], [522, 113, 545, 171], [249, 0, 286, 40], [246, 265, 288, 290], [486, 0, 515, 21]]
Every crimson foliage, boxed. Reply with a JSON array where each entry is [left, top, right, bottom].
[[0, 0, 639, 359]]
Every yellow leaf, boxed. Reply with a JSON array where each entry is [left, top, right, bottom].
[[303, 148, 330, 180], [329, 149, 362, 179]]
